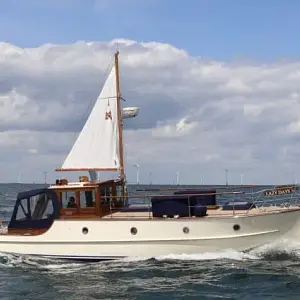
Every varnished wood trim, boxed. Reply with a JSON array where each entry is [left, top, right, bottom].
[[55, 168, 119, 171], [79, 207, 96, 214], [114, 52, 126, 199], [7, 228, 49, 236], [52, 187, 97, 192], [56, 191, 62, 209], [75, 191, 80, 213], [60, 208, 77, 216], [95, 187, 101, 216], [60, 214, 100, 219]]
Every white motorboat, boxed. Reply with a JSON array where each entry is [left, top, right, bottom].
[[1, 52, 300, 261]]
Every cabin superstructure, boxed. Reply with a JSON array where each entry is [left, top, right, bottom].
[[50, 177, 125, 219]]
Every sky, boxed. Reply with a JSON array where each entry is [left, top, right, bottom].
[[1, 0, 300, 184], [2, 0, 300, 61]]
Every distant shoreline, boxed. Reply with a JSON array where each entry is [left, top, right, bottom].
[[0, 182, 286, 188]]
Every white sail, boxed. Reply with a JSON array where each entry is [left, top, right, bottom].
[[57, 64, 120, 171]]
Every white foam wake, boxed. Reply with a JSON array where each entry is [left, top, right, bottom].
[[1, 238, 300, 273], [249, 238, 300, 257], [119, 249, 258, 263], [121, 239, 300, 262]]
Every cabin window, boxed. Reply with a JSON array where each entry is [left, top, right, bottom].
[[15, 193, 54, 222], [106, 187, 112, 203], [117, 185, 125, 205], [100, 187, 111, 204], [30, 193, 54, 220], [80, 190, 95, 208], [16, 199, 29, 221], [41, 199, 54, 219], [61, 191, 76, 208]]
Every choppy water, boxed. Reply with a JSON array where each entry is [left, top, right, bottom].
[[1, 183, 300, 299]]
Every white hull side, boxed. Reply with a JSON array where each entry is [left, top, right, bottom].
[[1, 209, 300, 260]]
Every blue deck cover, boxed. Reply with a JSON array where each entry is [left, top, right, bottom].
[[222, 201, 255, 210], [151, 195, 207, 217], [174, 189, 216, 206]]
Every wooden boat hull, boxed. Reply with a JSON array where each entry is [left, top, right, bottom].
[[1, 208, 300, 260]]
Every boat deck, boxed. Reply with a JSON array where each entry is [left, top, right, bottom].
[[102, 205, 300, 219]]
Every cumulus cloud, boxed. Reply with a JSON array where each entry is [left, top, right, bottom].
[[1, 38, 300, 184]]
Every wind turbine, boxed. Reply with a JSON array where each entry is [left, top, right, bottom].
[[133, 164, 140, 185], [148, 172, 152, 185], [44, 172, 48, 185], [240, 173, 244, 186], [176, 172, 180, 186], [225, 168, 228, 186]]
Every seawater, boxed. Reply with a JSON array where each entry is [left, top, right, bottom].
[[1, 183, 300, 300]]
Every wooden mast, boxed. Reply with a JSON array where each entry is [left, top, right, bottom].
[[114, 51, 126, 196]]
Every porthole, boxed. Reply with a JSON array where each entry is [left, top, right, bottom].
[[82, 227, 89, 235], [183, 227, 189, 234], [233, 224, 240, 231], [130, 227, 137, 235]]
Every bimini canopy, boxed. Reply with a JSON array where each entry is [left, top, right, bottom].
[[8, 188, 60, 230]]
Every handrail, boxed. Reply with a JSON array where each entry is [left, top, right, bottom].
[[135, 184, 296, 192], [136, 185, 260, 191], [99, 184, 300, 219], [99, 191, 245, 199]]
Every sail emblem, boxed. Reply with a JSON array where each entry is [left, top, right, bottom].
[[105, 99, 112, 120], [105, 111, 112, 120]]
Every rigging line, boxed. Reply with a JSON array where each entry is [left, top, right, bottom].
[[172, 96, 209, 130], [139, 94, 196, 125], [81, 53, 115, 116], [70, 53, 115, 143]]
